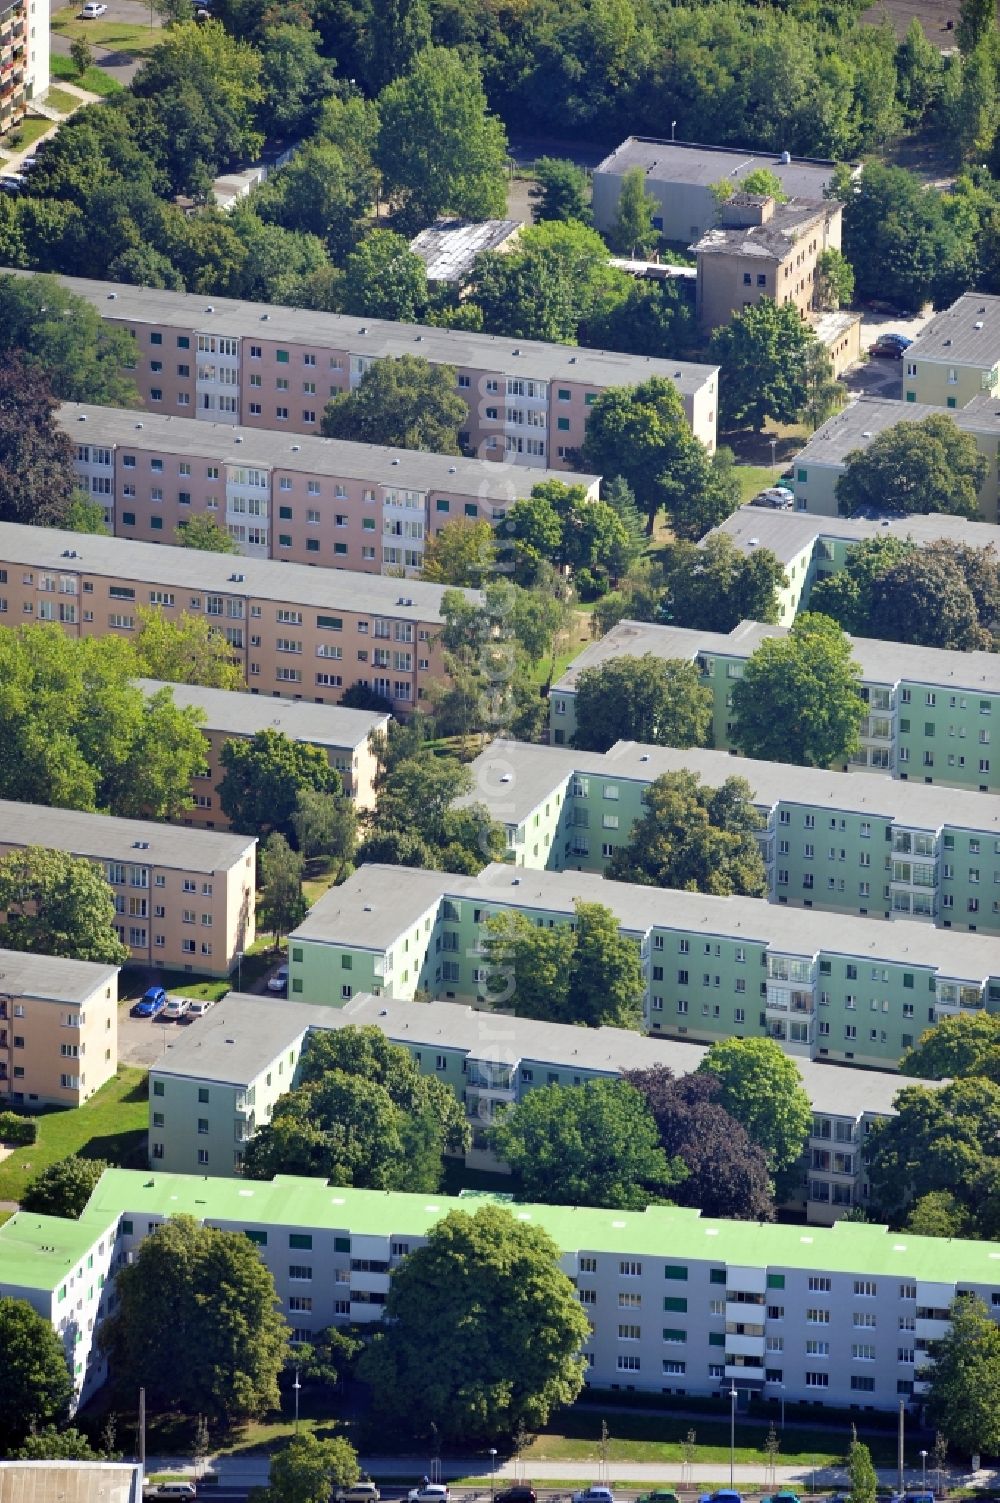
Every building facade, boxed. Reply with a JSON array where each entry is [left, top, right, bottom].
[[789, 396, 1000, 522], [692, 195, 842, 331], [4, 1165, 999, 1412], [462, 738, 1000, 935], [0, 520, 472, 716], [0, 799, 255, 976], [286, 861, 1000, 1072], [63, 404, 599, 576], [0, 950, 118, 1108], [550, 619, 1000, 795], [903, 293, 1000, 410], [0, 0, 47, 135], [6, 272, 719, 461], [149, 990, 929, 1222], [137, 679, 387, 823]]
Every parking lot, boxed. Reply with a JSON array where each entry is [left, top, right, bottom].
[[843, 308, 936, 400]]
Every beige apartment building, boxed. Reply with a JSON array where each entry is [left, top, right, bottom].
[[0, 521, 471, 715], [0, 949, 118, 1108], [0, 800, 255, 977], [0, 0, 27, 134], [9, 271, 720, 459], [691, 194, 843, 331], [903, 293, 1000, 409], [63, 404, 599, 576], [791, 395, 1000, 521], [137, 679, 387, 825]]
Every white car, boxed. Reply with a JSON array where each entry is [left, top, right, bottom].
[[267, 964, 288, 994], [179, 998, 214, 1024], [408, 1488, 449, 1503], [79, 2, 108, 16], [162, 996, 191, 1021]]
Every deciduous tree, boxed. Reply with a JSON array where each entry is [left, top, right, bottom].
[[901, 1011, 1000, 1083], [341, 230, 429, 323], [258, 833, 308, 943], [99, 1215, 290, 1422], [847, 1429, 878, 1503], [0, 274, 137, 406], [609, 165, 659, 256], [175, 513, 240, 553], [710, 299, 815, 433], [607, 770, 767, 897], [257, 25, 333, 138], [219, 729, 340, 842], [264, 1434, 359, 1503], [659, 533, 786, 632], [421, 518, 497, 588], [0, 356, 80, 528], [700, 1037, 812, 1197], [0, 1297, 74, 1450], [815, 247, 855, 309], [0, 847, 128, 965], [135, 607, 244, 690], [322, 355, 465, 454], [581, 377, 712, 534], [836, 415, 988, 519], [490, 1079, 684, 1209], [572, 654, 712, 753], [291, 787, 357, 878], [925, 1295, 1000, 1459], [530, 157, 591, 224], [730, 613, 865, 768], [22, 1156, 109, 1219], [358, 1204, 589, 1442]]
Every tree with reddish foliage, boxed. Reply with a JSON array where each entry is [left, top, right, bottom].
[[0, 355, 79, 528], [624, 1065, 775, 1221]]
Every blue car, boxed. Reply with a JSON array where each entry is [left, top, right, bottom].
[[131, 986, 167, 1018], [700, 1493, 744, 1503]]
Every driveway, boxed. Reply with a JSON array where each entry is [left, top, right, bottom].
[[50, 0, 162, 88], [841, 307, 937, 401]]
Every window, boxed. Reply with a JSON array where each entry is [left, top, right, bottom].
[[617, 1355, 641, 1371], [805, 1372, 829, 1388], [620, 1260, 642, 1277]]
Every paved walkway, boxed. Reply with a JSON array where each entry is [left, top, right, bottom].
[[1, 79, 98, 170]]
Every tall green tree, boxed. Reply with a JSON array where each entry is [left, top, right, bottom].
[[835, 415, 988, 519], [341, 230, 429, 323], [358, 1205, 589, 1442], [0, 1297, 74, 1451], [258, 833, 308, 944], [291, 786, 357, 878], [572, 654, 713, 753], [257, 25, 333, 138], [710, 299, 815, 432], [12, 1427, 103, 1461], [322, 355, 465, 454], [219, 729, 340, 842], [0, 847, 128, 965], [809, 535, 917, 635], [99, 1215, 290, 1422], [22, 1156, 109, 1219], [490, 1078, 684, 1209], [609, 165, 659, 256], [244, 1025, 469, 1189], [174, 514, 240, 553], [607, 770, 767, 897], [568, 900, 646, 1029], [361, 0, 431, 92], [700, 1037, 813, 1198], [847, 1429, 878, 1503], [901, 1012, 1000, 1084], [815, 247, 855, 309], [472, 220, 629, 345], [581, 377, 712, 534], [377, 47, 508, 233], [0, 356, 80, 528], [0, 274, 137, 406], [421, 518, 497, 588], [530, 157, 591, 224], [958, 0, 998, 56], [730, 614, 865, 768], [135, 607, 244, 690], [264, 1434, 360, 1503], [740, 168, 788, 201], [925, 1295, 1000, 1460], [866, 546, 993, 650], [482, 899, 643, 1028], [659, 533, 786, 632]]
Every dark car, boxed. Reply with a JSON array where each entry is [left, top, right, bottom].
[[497, 1490, 537, 1503], [871, 333, 913, 359], [131, 986, 168, 1018], [637, 1492, 681, 1503]]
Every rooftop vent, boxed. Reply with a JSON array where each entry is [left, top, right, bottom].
[[363, 904, 372, 912], [780, 150, 791, 164], [205, 305, 215, 313], [62, 549, 78, 558], [944, 337, 952, 346], [359, 326, 368, 335], [448, 466, 457, 474], [261, 313, 270, 321], [229, 572, 245, 582], [235, 436, 243, 444], [107, 292, 117, 300], [499, 773, 512, 783], [135, 422, 143, 430], [975, 320, 985, 330], [640, 753, 650, 762], [862, 431, 872, 439], [77, 414, 87, 422], [415, 334, 423, 342], [397, 596, 414, 606], [748, 537, 759, 547], [291, 444, 300, 451], [132, 840, 150, 850], [568, 355, 577, 364], [512, 877, 521, 886], [512, 348, 521, 356]]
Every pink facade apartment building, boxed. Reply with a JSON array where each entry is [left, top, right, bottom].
[[15, 272, 719, 462], [0, 521, 474, 716], [62, 404, 599, 575]]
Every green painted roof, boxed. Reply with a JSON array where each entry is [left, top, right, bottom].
[[77, 1169, 1000, 1287], [0, 1210, 109, 1294]]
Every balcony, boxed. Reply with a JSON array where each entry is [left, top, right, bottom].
[[915, 1315, 951, 1341], [725, 1333, 765, 1359], [349, 1268, 391, 1295], [467, 1063, 515, 1093]]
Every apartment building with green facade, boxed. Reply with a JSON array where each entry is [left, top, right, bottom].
[[550, 620, 1000, 795], [902, 293, 1000, 412], [708, 507, 1000, 625], [461, 739, 1000, 933], [287, 862, 1000, 1072]]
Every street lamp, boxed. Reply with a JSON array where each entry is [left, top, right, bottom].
[[769, 437, 778, 476], [921, 1451, 928, 1492], [293, 1366, 301, 1433], [671, 120, 677, 142], [778, 1382, 785, 1432], [489, 1448, 498, 1503], [729, 1384, 738, 1489], [236, 950, 244, 992]]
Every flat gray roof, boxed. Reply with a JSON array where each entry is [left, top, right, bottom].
[[151, 993, 322, 1085], [9, 271, 718, 398], [0, 520, 475, 622], [792, 395, 1000, 470], [409, 218, 521, 281], [0, 947, 118, 1003], [595, 137, 838, 200], [906, 292, 1000, 369], [136, 679, 387, 750], [692, 200, 834, 262], [296, 861, 1000, 979], [553, 618, 1000, 696], [460, 737, 1000, 837], [712, 504, 1000, 566], [0, 798, 254, 872], [58, 403, 598, 498]]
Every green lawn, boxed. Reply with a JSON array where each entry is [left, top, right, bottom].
[[0, 1067, 148, 1204], [0, 114, 55, 151], [50, 53, 123, 93], [51, 4, 163, 53], [735, 463, 781, 504], [42, 84, 82, 114]]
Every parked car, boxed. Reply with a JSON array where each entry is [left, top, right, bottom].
[[336, 1485, 380, 1503], [636, 1491, 680, 1503], [19, 156, 37, 173], [179, 998, 214, 1024], [407, 1488, 449, 1503], [132, 986, 167, 1018], [763, 1493, 802, 1503], [871, 332, 912, 359], [267, 964, 289, 994], [699, 1492, 744, 1503], [497, 1489, 537, 1503], [163, 996, 191, 1021], [573, 1490, 615, 1503], [750, 488, 794, 509], [144, 1486, 197, 1502], [0, 174, 26, 194], [79, 2, 108, 15]]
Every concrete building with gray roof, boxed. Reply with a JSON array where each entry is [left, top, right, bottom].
[[148, 988, 933, 1222], [0, 798, 255, 977], [62, 402, 598, 577], [550, 618, 1000, 795], [0, 948, 119, 1110], [5, 269, 719, 460], [408, 217, 521, 282], [903, 291, 1000, 412], [286, 860, 1000, 1075]]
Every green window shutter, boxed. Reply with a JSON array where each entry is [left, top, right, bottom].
[[709, 1268, 726, 1285], [709, 1331, 725, 1346], [767, 1273, 785, 1289], [664, 1296, 688, 1313], [121, 1220, 133, 1235], [245, 1229, 267, 1246], [905, 391, 916, 402], [664, 1264, 688, 1280], [663, 1328, 687, 1342], [334, 1236, 350, 1253], [289, 1233, 312, 1250]]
